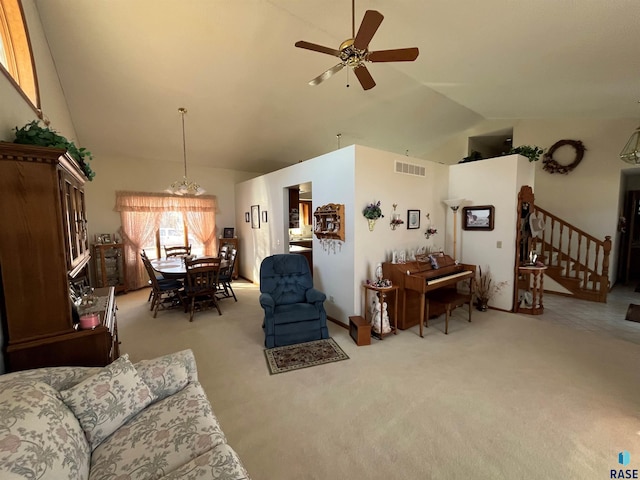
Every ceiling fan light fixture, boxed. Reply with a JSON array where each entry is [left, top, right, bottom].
[[166, 107, 205, 196], [620, 125, 640, 165], [294, 0, 418, 90]]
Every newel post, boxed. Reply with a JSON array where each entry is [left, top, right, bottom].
[[601, 235, 612, 298]]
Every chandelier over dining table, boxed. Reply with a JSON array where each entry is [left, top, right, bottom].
[[166, 107, 205, 196]]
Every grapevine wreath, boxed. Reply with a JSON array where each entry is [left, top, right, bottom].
[[542, 139, 586, 174]]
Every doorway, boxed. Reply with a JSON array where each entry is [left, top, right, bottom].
[[617, 169, 640, 285], [286, 182, 313, 273], [618, 190, 640, 284]]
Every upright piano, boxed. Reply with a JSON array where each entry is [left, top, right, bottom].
[[382, 253, 476, 330]]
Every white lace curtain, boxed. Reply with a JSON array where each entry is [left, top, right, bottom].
[[115, 191, 217, 290]]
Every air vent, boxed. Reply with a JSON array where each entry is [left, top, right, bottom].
[[395, 160, 425, 177]]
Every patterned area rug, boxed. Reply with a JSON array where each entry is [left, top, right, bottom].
[[264, 338, 349, 375]]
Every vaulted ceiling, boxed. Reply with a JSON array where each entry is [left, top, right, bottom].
[[34, 0, 640, 174]]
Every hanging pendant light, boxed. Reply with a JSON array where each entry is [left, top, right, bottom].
[[165, 107, 205, 196], [620, 124, 640, 165]]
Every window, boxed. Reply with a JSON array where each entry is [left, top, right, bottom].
[[142, 212, 206, 260], [115, 192, 217, 290], [0, 0, 39, 109]]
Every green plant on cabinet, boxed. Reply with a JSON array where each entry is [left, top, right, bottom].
[[13, 120, 95, 180]]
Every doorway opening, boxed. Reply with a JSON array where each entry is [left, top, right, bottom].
[[617, 169, 640, 286], [286, 182, 313, 273]]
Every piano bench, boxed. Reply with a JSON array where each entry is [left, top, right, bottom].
[[349, 315, 371, 346], [425, 290, 472, 335]]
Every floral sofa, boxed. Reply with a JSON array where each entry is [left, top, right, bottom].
[[0, 349, 251, 480]]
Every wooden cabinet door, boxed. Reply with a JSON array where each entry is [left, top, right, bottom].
[[300, 201, 312, 226], [59, 171, 89, 276], [94, 244, 127, 292], [0, 159, 71, 342], [288, 188, 300, 228]]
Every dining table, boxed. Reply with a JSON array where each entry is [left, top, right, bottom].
[[150, 257, 229, 280]]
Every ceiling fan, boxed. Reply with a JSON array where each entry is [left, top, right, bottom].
[[294, 0, 419, 90]]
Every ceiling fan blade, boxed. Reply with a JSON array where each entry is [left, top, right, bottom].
[[354, 64, 376, 90], [295, 41, 341, 57], [368, 47, 419, 62], [353, 10, 383, 51], [309, 63, 344, 86]]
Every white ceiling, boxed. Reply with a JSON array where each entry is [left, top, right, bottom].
[[34, 0, 640, 174]]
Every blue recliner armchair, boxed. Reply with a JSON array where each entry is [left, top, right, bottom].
[[259, 254, 329, 348]]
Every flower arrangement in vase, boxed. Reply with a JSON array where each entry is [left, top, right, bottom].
[[474, 265, 508, 311], [424, 213, 437, 239], [363, 200, 383, 231], [390, 203, 404, 230]]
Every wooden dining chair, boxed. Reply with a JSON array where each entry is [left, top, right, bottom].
[[183, 256, 222, 321], [164, 245, 191, 258], [141, 250, 158, 303], [141, 252, 184, 317], [217, 248, 237, 302]]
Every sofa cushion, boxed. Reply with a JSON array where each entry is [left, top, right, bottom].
[[0, 365, 101, 391], [134, 349, 195, 401], [61, 354, 156, 451], [0, 379, 91, 480], [89, 382, 227, 480], [158, 443, 250, 480], [274, 302, 321, 324]]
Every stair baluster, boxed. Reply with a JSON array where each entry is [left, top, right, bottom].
[[535, 205, 611, 303], [584, 238, 591, 290]]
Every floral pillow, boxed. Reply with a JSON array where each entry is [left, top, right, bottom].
[[134, 351, 191, 401], [0, 379, 91, 480], [60, 354, 156, 451]]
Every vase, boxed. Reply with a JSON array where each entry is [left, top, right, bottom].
[[368, 219, 376, 231], [477, 300, 488, 312]]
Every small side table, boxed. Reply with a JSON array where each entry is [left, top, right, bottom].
[[363, 284, 399, 339], [517, 265, 547, 315]]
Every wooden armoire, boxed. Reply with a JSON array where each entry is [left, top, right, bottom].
[[0, 142, 119, 372]]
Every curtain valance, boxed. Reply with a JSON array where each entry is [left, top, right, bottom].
[[115, 191, 217, 212]]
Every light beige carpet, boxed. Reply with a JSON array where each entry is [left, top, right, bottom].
[[117, 281, 640, 480]]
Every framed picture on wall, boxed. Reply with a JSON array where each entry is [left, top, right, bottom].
[[462, 205, 495, 231], [223, 227, 235, 238], [245, 212, 250, 223], [407, 210, 420, 229], [262, 211, 268, 223], [251, 205, 260, 229]]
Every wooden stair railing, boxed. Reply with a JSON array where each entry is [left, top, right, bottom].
[[532, 205, 611, 303]]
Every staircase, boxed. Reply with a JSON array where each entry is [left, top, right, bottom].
[[531, 206, 612, 303]]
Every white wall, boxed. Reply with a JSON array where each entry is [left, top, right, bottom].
[[516, 118, 638, 282], [85, 155, 257, 244], [449, 154, 536, 311], [353, 145, 449, 317], [236, 144, 451, 326], [235, 146, 356, 324], [425, 117, 639, 286]]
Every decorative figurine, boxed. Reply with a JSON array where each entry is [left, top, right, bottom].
[[370, 296, 391, 334]]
